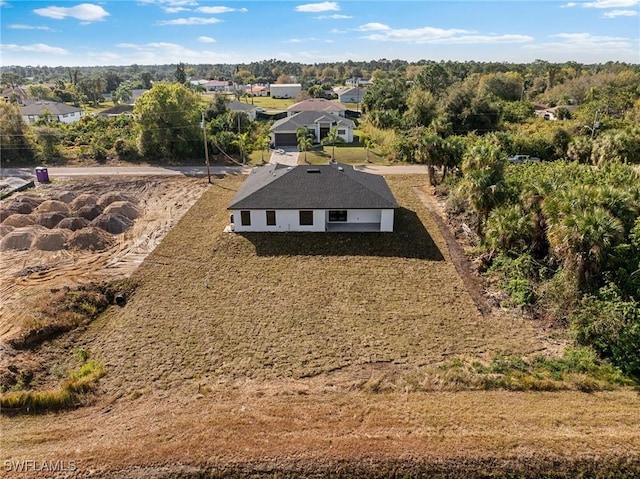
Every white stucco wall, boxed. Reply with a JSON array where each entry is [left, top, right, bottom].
[[231, 208, 395, 232], [231, 209, 325, 232], [270, 85, 302, 99], [380, 209, 394, 232]]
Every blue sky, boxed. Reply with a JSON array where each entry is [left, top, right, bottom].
[[1, 0, 639, 67]]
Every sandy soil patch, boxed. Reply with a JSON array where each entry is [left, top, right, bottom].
[[0, 176, 209, 344]]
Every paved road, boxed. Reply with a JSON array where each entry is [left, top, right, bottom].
[[1, 163, 429, 179]]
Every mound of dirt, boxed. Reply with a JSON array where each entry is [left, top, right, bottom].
[[70, 193, 99, 211], [33, 229, 69, 251], [56, 191, 76, 203], [36, 200, 69, 214], [97, 191, 136, 208], [0, 227, 38, 251], [0, 196, 42, 219], [35, 212, 68, 229], [104, 201, 141, 220], [67, 227, 115, 252], [0, 224, 15, 237], [2, 214, 36, 228], [57, 216, 91, 231], [91, 213, 134, 234], [76, 205, 103, 221]]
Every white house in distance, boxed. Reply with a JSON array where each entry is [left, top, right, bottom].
[[269, 83, 301, 99], [337, 86, 367, 104], [270, 111, 354, 147], [20, 100, 84, 124], [228, 163, 398, 232]]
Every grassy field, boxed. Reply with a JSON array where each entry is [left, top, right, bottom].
[[302, 145, 391, 165], [2, 174, 639, 477]]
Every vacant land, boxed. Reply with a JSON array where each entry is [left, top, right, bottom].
[[1, 175, 639, 478]]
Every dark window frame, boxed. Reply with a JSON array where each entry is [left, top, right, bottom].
[[328, 210, 348, 222], [240, 210, 251, 226], [266, 210, 276, 226], [299, 210, 314, 226]]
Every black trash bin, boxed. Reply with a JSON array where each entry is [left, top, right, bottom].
[[35, 166, 50, 183]]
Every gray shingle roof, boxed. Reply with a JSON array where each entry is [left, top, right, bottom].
[[228, 163, 398, 210], [270, 111, 354, 133], [287, 98, 346, 113], [228, 100, 257, 112], [20, 101, 83, 116]]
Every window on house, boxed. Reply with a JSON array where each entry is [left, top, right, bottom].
[[338, 129, 346, 135], [241, 210, 251, 226], [266, 210, 276, 226], [328, 210, 347, 222], [299, 210, 314, 226]]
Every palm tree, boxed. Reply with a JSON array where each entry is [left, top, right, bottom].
[[363, 135, 375, 163], [233, 132, 251, 164], [299, 135, 313, 163], [547, 206, 624, 290], [255, 132, 270, 164], [321, 126, 344, 162]]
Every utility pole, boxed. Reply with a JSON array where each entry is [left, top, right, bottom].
[[201, 111, 211, 184]]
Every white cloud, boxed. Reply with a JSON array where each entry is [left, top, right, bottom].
[[359, 25, 533, 45], [286, 37, 320, 43], [357, 22, 391, 31], [9, 24, 54, 31], [198, 36, 216, 43], [295, 2, 339, 13], [33, 3, 110, 21], [583, 0, 638, 7], [157, 16, 222, 25], [196, 6, 247, 14], [330, 28, 346, 34], [316, 14, 352, 19], [524, 32, 638, 60], [137, 0, 197, 6], [603, 8, 638, 16], [164, 7, 190, 13], [1, 43, 69, 55], [563, 0, 638, 7]]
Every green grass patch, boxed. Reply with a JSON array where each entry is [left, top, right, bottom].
[[0, 359, 105, 414], [431, 348, 633, 392], [247, 96, 296, 111], [302, 145, 390, 165]]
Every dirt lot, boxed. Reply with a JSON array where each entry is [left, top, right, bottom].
[[1, 175, 639, 478]]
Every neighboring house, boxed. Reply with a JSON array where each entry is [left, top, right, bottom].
[[345, 77, 373, 87], [228, 163, 398, 232], [270, 83, 302, 99], [96, 104, 134, 117], [246, 85, 268, 97], [1, 87, 28, 103], [204, 80, 231, 92], [286, 98, 346, 118], [228, 100, 258, 120], [337, 87, 367, 104], [270, 111, 355, 147], [20, 100, 84, 124]]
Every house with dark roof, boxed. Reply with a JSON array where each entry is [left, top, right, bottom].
[[228, 100, 258, 120], [270, 110, 355, 147], [96, 104, 134, 117], [228, 163, 398, 232], [286, 98, 346, 117], [20, 100, 84, 124], [337, 86, 367, 104]]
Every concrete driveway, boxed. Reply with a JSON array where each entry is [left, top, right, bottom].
[[269, 147, 299, 166]]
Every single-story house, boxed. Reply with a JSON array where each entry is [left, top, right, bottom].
[[269, 83, 302, 99], [345, 77, 373, 87], [204, 80, 231, 92], [246, 85, 268, 97], [228, 100, 258, 120], [286, 98, 346, 118], [20, 100, 84, 124], [337, 87, 367, 104], [96, 104, 134, 117], [131, 89, 149, 104], [270, 111, 355, 147], [228, 163, 398, 232]]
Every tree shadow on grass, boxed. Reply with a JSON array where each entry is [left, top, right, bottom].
[[239, 207, 444, 260]]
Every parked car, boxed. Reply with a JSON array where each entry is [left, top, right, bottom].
[[507, 154, 541, 164]]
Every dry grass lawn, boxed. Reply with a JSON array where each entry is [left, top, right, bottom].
[[2, 174, 639, 478]]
